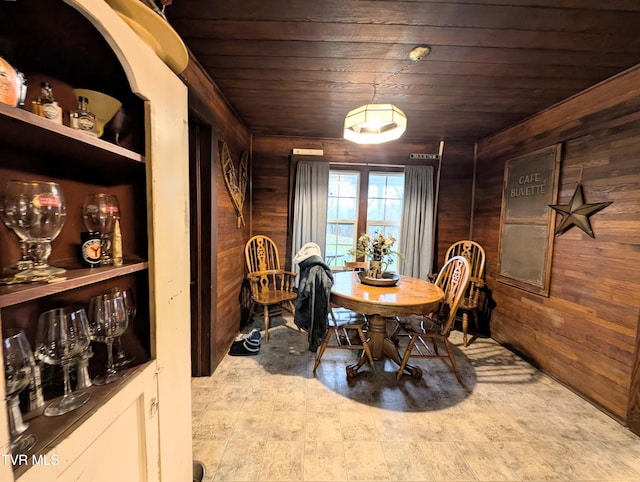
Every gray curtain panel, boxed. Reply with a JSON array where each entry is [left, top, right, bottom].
[[291, 160, 329, 272], [398, 165, 435, 279]]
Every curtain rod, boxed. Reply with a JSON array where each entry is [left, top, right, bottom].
[[328, 162, 403, 167]]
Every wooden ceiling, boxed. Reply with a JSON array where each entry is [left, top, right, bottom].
[[165, 0, 640, 144]]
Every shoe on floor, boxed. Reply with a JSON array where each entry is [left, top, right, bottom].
[[228, 335, 261, 356], [234, 328, 262, 342]]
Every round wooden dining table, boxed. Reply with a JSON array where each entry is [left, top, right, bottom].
[[331, 271, 444, 376]]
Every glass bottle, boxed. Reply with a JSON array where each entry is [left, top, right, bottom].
[[70, 95, 97, 135], [112, 219, 123, 266], [81, 231, 101, 268], [32, 81, 62, 124]]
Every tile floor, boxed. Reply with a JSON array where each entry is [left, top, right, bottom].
[[191, 315, 640, 481]]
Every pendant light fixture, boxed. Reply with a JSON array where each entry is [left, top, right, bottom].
[[343, 45, 431, 145], [343, 103, 407, 145]]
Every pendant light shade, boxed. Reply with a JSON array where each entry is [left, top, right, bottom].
[[342, 46, 430, 144], [343, 103, 407, 144]]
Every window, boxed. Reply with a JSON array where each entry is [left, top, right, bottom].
[[325, 169, 404, 267], [367, 172, 404, 266], [325, 171, 359, 267]]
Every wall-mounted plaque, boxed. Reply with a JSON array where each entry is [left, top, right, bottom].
[[497, 144, 561, 296]]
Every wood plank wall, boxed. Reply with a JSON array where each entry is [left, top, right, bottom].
[[251, 136, 475, 271], [180, 56, 252, 367], [475, 65, 640, 425], [434, 142, 476, 270]]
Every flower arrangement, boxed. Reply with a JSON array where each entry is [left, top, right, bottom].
[[349, 231, 400, 265]]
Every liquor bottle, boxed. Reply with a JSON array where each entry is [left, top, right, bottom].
[[81, 231, 101, 267], [70, 95, 97, 135], [19, 359, 45, 419], [32, 81, 62, 124], [112, 220, 123, 266], [16, 70, 27, 106]]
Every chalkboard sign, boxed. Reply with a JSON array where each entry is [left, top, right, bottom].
[[497, 144, 561, 296]]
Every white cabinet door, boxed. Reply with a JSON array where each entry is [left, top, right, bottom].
[[16, 364, 159, 482]]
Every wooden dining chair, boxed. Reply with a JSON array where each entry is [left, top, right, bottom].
[[329, 260, 370, 324], [313, 260, 375, 377], [327, 260, 371, 354], [343, 260, 370, 272], [444, 240, 485, 346], [395, 255, 470, 383], [245, 234, 282, 272], [244, 235, 297, 342]]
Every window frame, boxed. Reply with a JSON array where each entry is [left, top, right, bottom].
[[328, 165, 404, 267]]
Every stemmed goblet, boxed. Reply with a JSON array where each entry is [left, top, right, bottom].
[[2, 329, 37, 453], [2, 180, 66, 280], [82, 193, 120, 266], [36, 307, 92, 416], [0, 193, 33, 274], [109, 287, 136, 368], [87, 292, 128, 385], [73, 345, 93, 390]]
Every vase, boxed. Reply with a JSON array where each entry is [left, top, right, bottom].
[[369, 259, 382, 278]]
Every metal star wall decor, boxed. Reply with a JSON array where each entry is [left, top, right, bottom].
[[548, 182, 612, 238]]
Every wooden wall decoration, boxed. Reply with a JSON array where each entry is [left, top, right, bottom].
[[497, 144, 561, 296], [219, 140, 248, 228]]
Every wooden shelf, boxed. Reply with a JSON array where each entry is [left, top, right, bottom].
[[0, 103, 144, 163], [0, 260, 148, 308], [0, 103, 145, 185]]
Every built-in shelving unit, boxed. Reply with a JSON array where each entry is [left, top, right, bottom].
[[0, 1, 192, 480], [0, 94, 151, 476]]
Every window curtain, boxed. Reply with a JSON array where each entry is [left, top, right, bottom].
[[291, 160, 329, 272], [398, 165, 435, 279]]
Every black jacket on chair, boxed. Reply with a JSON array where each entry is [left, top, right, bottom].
[[294, 255, 334, 352]]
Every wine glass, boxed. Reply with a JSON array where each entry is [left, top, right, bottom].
[[2, 180, 66, 280], [2, 329, 37, 453], [0, 193, 33, 274], [36, 307, 92, 416], [82, 193, 120, 266], [87, 292, 128, 385], [109, 287, 136, 368], [73, 345, 93, 390]]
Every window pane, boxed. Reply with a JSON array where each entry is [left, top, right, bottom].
[[385, 176, 404, 199], [339, 223, 355, 239], [326, 198, 338, 220], [367, 197, 382, 220], [385, 199, 403, 222], [368, 174, 385, 198], [387, 225, 400, 240], [337, 198, 356, 219], [325, 223, 339, 257]]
